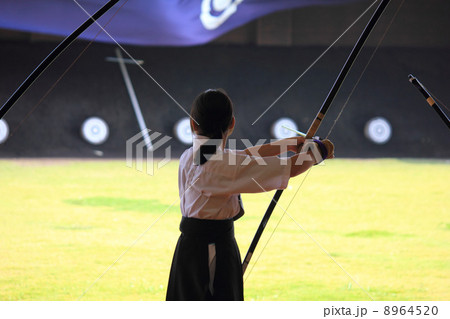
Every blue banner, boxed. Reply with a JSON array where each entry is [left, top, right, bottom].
[[0, 0, 361, 46]]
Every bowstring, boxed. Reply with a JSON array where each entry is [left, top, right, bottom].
[[4, 0, 411, 299], [433, 96, 450, 113], [243, 169, 312, 283], [326, 0, 406, 140], [0, 0, 147, 299], [431, 93, 450, 113], [419, 82, 450, 113], [5, 0, 131, 139], [244, 0, 406, 296]]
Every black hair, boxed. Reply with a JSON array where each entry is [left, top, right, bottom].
[[190, 89, 234, 140], [191, 89, 234, 165]]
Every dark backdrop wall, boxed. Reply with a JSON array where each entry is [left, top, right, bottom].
[[0, 0, 449, 158]]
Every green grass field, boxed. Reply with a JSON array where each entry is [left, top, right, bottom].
[[0, 158, 448, 301]]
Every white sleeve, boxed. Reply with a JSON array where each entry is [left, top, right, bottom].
[[232, 154, 291, 193], [199, 152, 291, 195]]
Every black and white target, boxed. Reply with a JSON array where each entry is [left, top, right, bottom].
[[364, 117, 392, 144], [174, 117, 193, 145], [0, 119, 9, 144], [81, 117, 109, 145], [271, 117, 298, 139]]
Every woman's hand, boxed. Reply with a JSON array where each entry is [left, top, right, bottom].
[[320, 139, 335, 159], [312, 138, 335, 162], [286, 136, 306, 153]]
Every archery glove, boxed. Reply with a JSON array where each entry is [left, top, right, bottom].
[[314, 138, 334, 163]]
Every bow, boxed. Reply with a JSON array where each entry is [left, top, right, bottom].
[[408, 74, 450, 129], [0, 0, 120, 119], [242, 0, 392, 275]]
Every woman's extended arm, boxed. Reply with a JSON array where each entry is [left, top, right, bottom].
[[239, 136, 335, 178], [243, 136, 305, 157]]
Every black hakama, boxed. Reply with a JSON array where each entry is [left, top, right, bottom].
[[166, 217, 244, 301]]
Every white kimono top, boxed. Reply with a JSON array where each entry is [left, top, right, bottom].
[[179, 136, 292, 220]]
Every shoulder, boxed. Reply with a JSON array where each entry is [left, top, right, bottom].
[[200, 148, 261, 177], [180, 147, 193, 164]]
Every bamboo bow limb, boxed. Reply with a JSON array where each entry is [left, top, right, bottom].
[[0, 0, 120, 119], [408, 75, 450, 129], [243, 0, 392, 274]]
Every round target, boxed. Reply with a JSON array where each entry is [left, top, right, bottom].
[[174, 117, 193, 145], [364, 117, 392, 144], [81, 117, 109, 145], [0, 119, 9, 144], [271, 117, 299, 139]]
